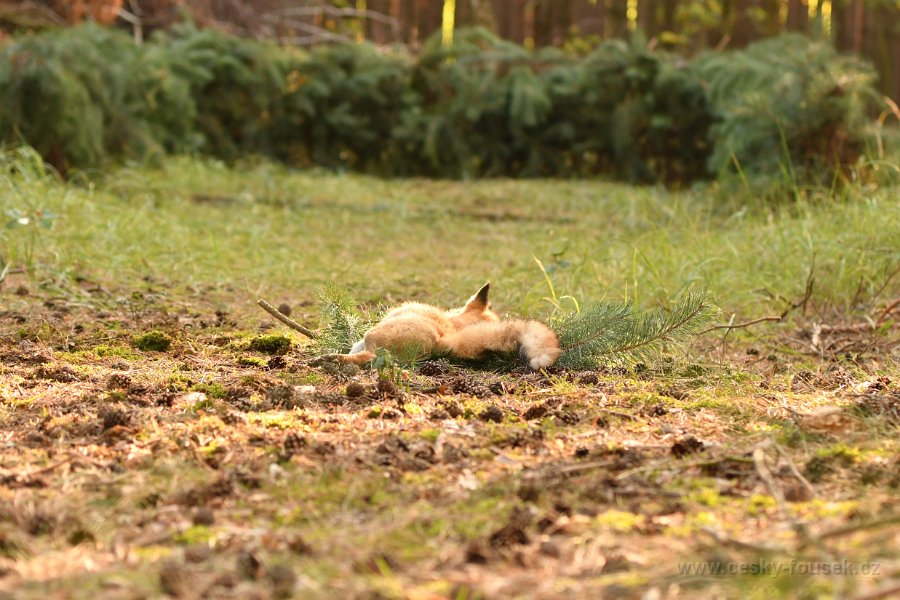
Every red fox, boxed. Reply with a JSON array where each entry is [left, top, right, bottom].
[[321, 284, 561, 370]]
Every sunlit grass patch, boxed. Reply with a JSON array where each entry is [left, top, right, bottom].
[[2, 154, 897, 325]]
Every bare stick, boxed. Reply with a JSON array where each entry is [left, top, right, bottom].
[[700, 527, 785, 553], [814, 513, 900, 543], [774, 443, 816, 501], [753, 443, 785, 510], [702, 315, 782, 334], [876, 297, 900, 326], [780, 263, 815, 319], [257, 299, 318, 340]]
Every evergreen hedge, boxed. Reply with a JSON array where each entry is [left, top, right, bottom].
[[0, 24, 879, 183]]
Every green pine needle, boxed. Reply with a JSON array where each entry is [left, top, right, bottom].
[[553, 288, 717, 369], [314, 284, 372, 354]]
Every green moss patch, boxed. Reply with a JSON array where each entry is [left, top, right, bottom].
[[133, 331, 172, 352], [248, 334, 291, 355]]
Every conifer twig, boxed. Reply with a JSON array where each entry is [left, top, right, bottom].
[[562, 295, 708, 354], [257, 299, 318, 339]]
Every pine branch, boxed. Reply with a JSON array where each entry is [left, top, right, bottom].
[[601, 289, 715, 357], [314, 283, 372, 354], [555, 289, 716, 369]]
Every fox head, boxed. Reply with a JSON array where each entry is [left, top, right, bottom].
[[447, 283, 499, 329]]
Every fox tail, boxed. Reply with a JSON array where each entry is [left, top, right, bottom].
[[440, 319, 561, 370]]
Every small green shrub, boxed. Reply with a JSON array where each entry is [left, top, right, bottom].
[[155, 24, 285, 160], [237, 356, 267, 367], [133, 330, 172, 352]]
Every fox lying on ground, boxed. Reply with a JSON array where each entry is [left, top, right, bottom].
[[320, 284, 561, 370]]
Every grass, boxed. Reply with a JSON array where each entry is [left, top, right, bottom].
[[2, 151, 898, 321], [0, 148, 898, 599]]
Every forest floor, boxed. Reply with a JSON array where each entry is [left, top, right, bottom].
[[1, 156, 898, 599]]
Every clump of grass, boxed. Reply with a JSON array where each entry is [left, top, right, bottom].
[[133, 331, 172, 352], [237, 356, 267, 367], [174, 525, 213, 546], [167, 373, 192, 392], [192, 382, 227, 399], [93, 345, 139, 360], [248, 334, 291, 355]]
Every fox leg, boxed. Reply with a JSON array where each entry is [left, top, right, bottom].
[[314, 319, 440, 366], [438, 320, 561, 370], [312, 350, 378, 366], [311, 339, 372, 365]]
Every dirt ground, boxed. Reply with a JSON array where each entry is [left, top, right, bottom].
[[1, 281, 898, 599]]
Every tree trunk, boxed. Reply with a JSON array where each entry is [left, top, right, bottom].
[[605, 0, 627, 39], [861, 2, 900, 103], [492, 0, 528, 43], [533, 0, 552, 46], [454, 0, 476, 28], [661, 0, 676, 33], [396, 0, 416, 45], [833, 0, 865, 53], [785, 0, 807, 33], [730, 0, 759, 48], [760, 0, 780, 36], [365, 0, 393, 43], [638, 0, 659, 38], [572, 0, 604, 37], [417, 0, 442, 43], [534, 0, 573, 47]]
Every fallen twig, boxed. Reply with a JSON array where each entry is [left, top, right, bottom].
[[700, 526, 785, 553], [701, 315, 782, 334], [614, 454, 754, 481], [753, 442, 785, 511], [812, 513, 900, 544], [773, 443, 816, 501], [257, 299, 318, 340], [876, 297, 900, 326]]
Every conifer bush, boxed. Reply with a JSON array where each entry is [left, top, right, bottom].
[[396, 28, 551, 178], [0, 24, 880, 185], [572, 37, 714, 182], [0, 25, 149, 170], [692, 34, 878, 180], [153, 24, 285, 160], [277, 42, 414, 172]]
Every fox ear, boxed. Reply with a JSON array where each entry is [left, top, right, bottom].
[[465, 283, 490, 312]]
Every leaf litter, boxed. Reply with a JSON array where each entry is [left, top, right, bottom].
[[0, 290, 898, 599]]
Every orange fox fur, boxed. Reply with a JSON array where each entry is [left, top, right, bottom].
[[324, 284, 561, 370]]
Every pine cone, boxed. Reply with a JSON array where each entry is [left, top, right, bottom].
[[266, 385, 295, 407], [309, 391, 347, 405], [451, 380, 491, 398], [283, 433, 307, 456], [220, 411, 245, 426], [418, 359, 451, 376]]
